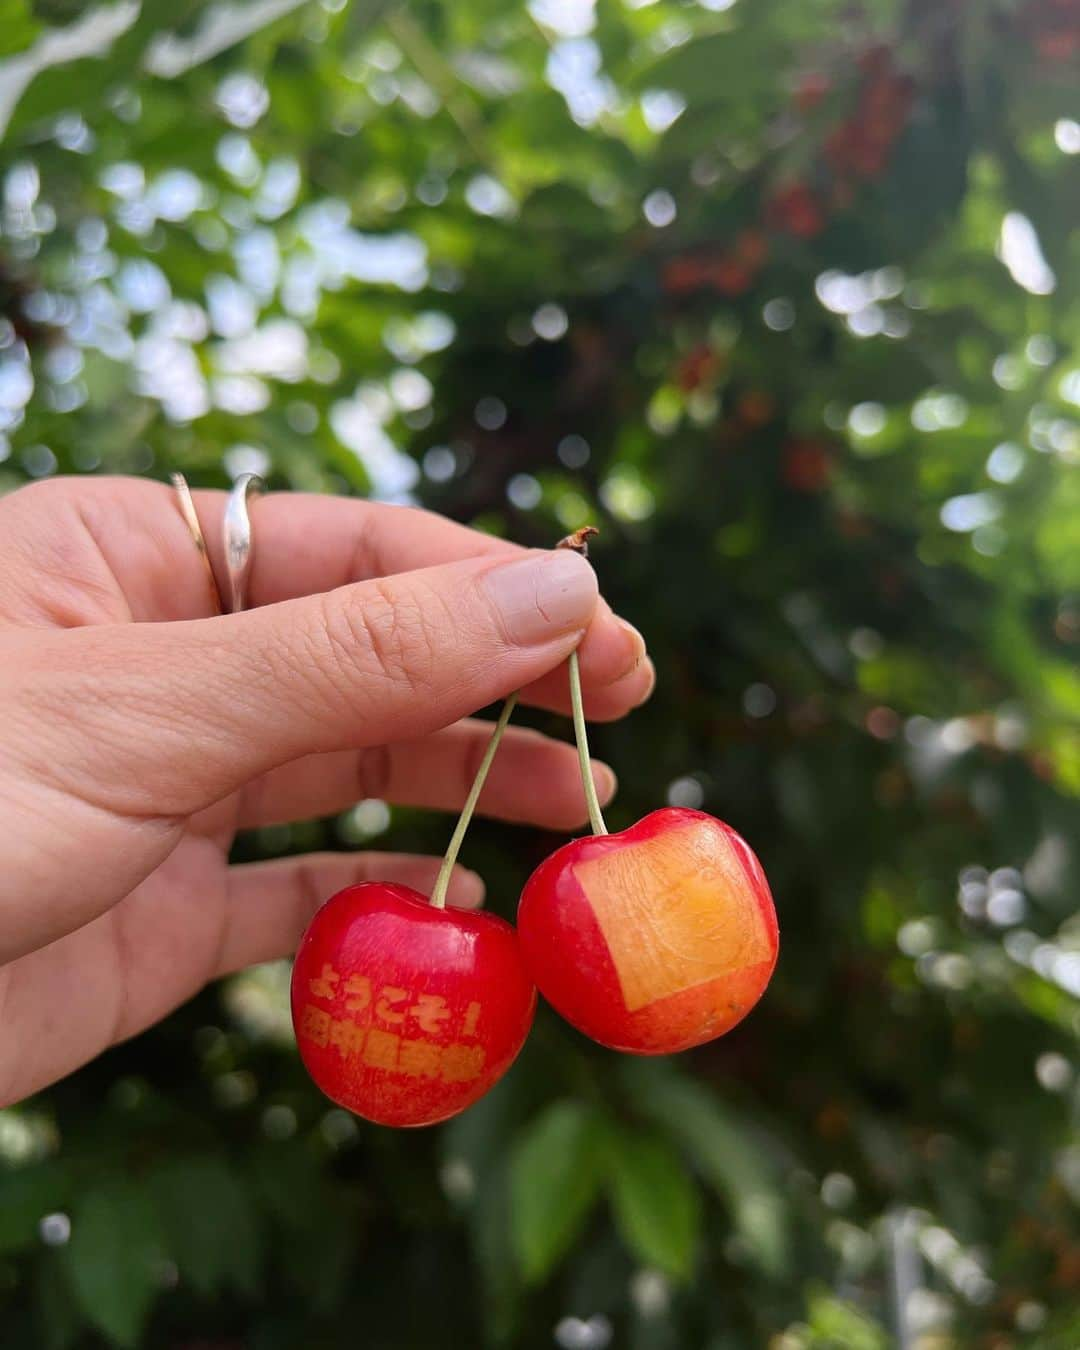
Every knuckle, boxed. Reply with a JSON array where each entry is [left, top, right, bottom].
[[295, 858, 328, 928], [318, 580, 441, 699], [355, 743, 392, 801], [7, 475, 79, 514], [1, 478, 127, 627]]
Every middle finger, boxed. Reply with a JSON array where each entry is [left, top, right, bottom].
[[236, 719, 618, 832]]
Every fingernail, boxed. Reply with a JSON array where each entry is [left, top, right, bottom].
[[592, 762, 618, 804], [449, 866, 486, 909], [614, 617, 647, 675], [483, 551, 598, 645], [635, 657, 657, 705]]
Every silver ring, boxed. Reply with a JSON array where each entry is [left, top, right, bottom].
[[171, 472, 223, 615], [222, 472, 263, 614]]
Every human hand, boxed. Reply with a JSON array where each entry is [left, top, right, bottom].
[[0, 477, 653, 1104]]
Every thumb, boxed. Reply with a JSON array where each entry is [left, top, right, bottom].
[[36, 549, 599, 818]]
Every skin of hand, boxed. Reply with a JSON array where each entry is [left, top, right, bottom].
[[0, 476, 654, 1106]]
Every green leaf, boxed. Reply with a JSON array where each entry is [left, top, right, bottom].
[[248, 1144, 357, 1315], [472, 1160, 523, 1347], [34, 1252, 84, 1350], [628, 30, 775, 102], [443, 1080, 527, 1343], [0, 2, 40, 58], [148, 1155, 261, 1299], [520, 183, 613, 238], [64, 1177, 166, 1348], [0, 1161, 70, 1254], [3, 0, 205, 141], [620, 1061, 790, 1278], [607, 1127, 701, 1281], [806, 1286, 889, 1349], [509, 1100, 607, 1284]]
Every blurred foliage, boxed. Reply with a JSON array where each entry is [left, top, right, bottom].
[[0, 0, 1078, 1346]]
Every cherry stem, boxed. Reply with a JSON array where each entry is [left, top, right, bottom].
[[556, 527, 609, 838], [429, 694, 519, 909], [568, 647, 609, 836]]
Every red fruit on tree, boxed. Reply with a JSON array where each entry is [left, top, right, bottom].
[[793, 70, 832, 113], [662, 255, 710, 295], [734, 228, 769, 268], [789, 200, 825, 239], [1035, 29, 1079, 61], [518, 807, 778, 1054], [825, 124, 859, 176], [783, 438, 834, 492], [676, 343, 721, 392], [861, 74, 911, 124], [851, 140, 888, 179], [736, 389, 775, 427], [1022, 0, 1080, 63], [292, 882, 536, 1127], [710, 257, 754, 296], [766, 182, 826, 239]]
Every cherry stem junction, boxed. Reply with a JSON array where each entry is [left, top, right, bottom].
[[430, 694, 519, 909]]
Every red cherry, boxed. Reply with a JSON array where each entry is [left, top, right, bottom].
[[736, 389, 775, 427], [825, 124, 859, 176], [675, 343, 721, 392], [766, 182, 826, 239], [517, 808, 778, 1054], [661, 256, 711, 295], [1035, 29, 1079, 61], [734, 228, 769, 269], [782, 438, 834, 492], [291, 882, 536, 1127], [793, 71, 832, 113], [710, 257, 754, 296]]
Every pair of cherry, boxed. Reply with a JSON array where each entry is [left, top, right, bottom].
[[291, 540, 779, 1128]]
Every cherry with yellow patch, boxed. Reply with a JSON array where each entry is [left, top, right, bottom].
[[517, 808, 778, 1054]]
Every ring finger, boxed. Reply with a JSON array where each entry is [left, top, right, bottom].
[[236, 719, 618, 832]]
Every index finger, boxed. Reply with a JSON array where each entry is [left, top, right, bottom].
[[0, 477, 653, 717], [191, 487, 653, 718]]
